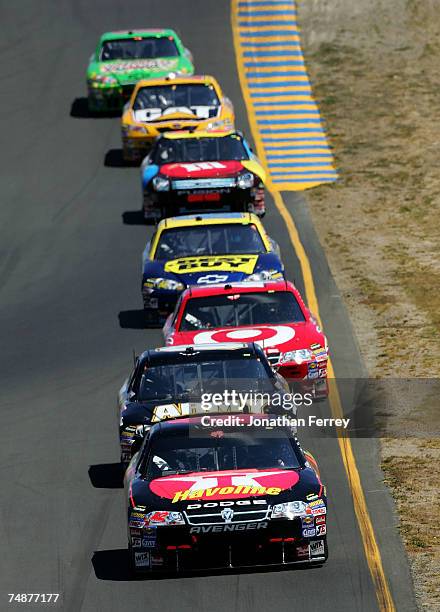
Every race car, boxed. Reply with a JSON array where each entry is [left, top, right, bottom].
[[141, 213, 284, 323], [118, 342, 289, 465], [121, 75, 234, 162], [140, 130, 265, 220], [163, 280, 329, 397], [87, 29, 194, 113], [124, 415, 328, 573]]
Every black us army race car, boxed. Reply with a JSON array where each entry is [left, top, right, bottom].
[[118, 342, 289, 465]]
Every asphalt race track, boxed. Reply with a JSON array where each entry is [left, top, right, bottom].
[[0, 1, 416, 611]]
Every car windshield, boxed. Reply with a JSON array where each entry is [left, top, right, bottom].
[[133, 84, 219, 111], [100, 36, 179, 61], [154, 224, 265, 260], [179, 292, 305, 331], [144, 428, 301, 478], [137, 356, 273, 401], [152, 135, 248, 164]]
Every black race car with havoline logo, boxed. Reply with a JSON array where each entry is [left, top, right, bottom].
[[124, 415, 328, 574], [118, 343, 288, 466]]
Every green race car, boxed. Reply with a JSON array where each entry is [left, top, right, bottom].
[[87, 29, 194, 113]]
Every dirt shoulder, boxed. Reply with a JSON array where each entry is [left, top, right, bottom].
[[297, 0, 440, 609]]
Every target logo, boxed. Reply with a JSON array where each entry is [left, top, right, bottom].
[[193, 325, 295, 348]]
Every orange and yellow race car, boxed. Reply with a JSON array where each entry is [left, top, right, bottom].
[[121, 75, 234, 162]]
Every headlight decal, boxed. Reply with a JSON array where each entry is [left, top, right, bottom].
[[152, 175, 171, 191], [279, 349, 312, 365], [143, 278, 185, 292], [237, 171, 254, 189]]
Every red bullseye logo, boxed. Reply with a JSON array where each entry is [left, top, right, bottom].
[[193, 325, 295, 348]]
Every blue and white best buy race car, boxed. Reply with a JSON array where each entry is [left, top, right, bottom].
[[141, 212, 284, 322]]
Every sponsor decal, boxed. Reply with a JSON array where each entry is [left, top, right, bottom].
[[316, 524, 327, 536], [221, 508, 234, 523], [302, 528, 316, 538], [131, 537, 142, 548], [296, 544, 310, 559], [151, 554, 164, 566], [310, 343, 321, 351], [149, 470, 299, 503], [131, 511, 147, 519], [130, 529, 142, 536], [151, 403, 190, 423], [306, 493, 319, 501], [190, 522, 268, 534], [142, 535, 157, 548], [311, 507, 326, 517], [301, 516, 314, 528], [179, 162, 227, 172], [308, 499, 325, 508], [129, 520, 146, 528], [197, 274, 229, 284], [187, 499, 266, 509], [134, 551, 151, 568], [100, 58, 178, 73], [164, 254, 258, 275], [193, 325, 295, 350], [310, 540, 325, 557], [172, 485, 280, 503], [315, 515, 326, 525]]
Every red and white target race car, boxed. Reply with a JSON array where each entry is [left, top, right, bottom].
[[163, 280, 329, 396]]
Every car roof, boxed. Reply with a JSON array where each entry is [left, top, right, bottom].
[[161, 129, 238, 140], [182, 279, 293, 299], [149, 413, 296, 437], [137, 341, 261, 363], [133, 75, 218, 89], [156, 212, 259, 230]]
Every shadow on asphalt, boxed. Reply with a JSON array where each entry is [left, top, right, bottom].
[[70, 97, 120, 119], [118, 309, 162, 330], [104, 148, 139, 168], [92, 550, 132, 581], [118, 309, 146, 329], [92, 549, 323, 582], [88, 463, 124, 489], [122, 210, 147, 225]]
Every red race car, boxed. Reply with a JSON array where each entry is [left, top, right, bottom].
[[163, 280, 328, 397]]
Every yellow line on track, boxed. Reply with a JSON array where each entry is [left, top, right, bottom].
[[232, 1, 396, 610]]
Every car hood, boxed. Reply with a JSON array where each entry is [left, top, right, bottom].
[[130, 466, 324, 510], [144, 253, 282, 285], [171, 321, 325, 354], [93, 58, 181, 83], [160, 160, 245, 179]]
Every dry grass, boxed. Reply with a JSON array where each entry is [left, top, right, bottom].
[[297, 0, 440, 609]]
